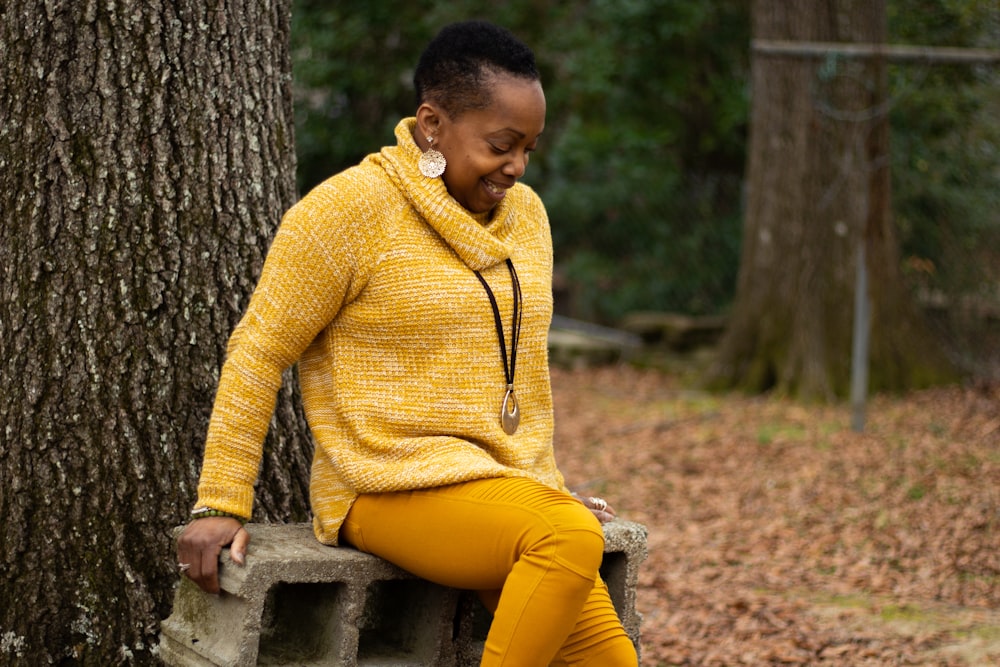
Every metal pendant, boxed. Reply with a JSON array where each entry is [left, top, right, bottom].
[[501, 386, 520, 435]]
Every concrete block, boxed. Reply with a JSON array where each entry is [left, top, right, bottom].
[[160, 520, 647, 666]]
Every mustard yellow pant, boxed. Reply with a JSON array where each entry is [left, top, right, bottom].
[[340, 477, 638, 667]]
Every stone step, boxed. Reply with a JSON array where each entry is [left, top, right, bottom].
[[548, 315, 643, 367], [618, 311, 727, 350]]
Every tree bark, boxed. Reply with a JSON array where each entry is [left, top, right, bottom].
[[708, 0, 956, 399], [0, 1, 310, 662]]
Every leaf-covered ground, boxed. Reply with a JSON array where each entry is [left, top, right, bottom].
[[551, 363, 1000, 666]]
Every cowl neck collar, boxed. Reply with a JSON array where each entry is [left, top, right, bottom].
[[369, 118, 517, 271]]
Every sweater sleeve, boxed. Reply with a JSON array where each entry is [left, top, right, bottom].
[[194, 175, 372, 518]]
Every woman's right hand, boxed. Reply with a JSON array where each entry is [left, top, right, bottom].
[[580, 495, 617, 524], [176, 517, 249, 594]]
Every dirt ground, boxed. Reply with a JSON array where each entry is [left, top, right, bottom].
[[550, 361, 1000, 666]]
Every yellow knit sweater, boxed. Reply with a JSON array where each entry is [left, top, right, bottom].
[[196, 118, 569, 544]]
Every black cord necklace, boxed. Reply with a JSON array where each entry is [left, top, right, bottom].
[[474, 258, 523, 435]]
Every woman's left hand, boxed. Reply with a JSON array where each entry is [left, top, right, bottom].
[[581, 495, 616, 524]]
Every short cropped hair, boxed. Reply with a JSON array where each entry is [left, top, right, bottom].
[[413, 21, 540, 118]]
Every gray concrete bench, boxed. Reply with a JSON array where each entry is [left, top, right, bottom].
[[160, 520, 647, 666]]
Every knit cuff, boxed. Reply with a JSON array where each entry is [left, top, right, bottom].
[[194, 483, 255, 521]]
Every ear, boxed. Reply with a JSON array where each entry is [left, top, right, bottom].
[[415, 102, 446, 146]]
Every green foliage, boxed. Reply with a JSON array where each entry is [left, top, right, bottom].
[[536, 1, 749, 321], [290, 1, 430, 190], [888, 0, 1000, 299], [885, 1, 1000, 373]]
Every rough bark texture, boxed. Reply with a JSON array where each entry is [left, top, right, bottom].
[[708, 0, 956, 400], [0, 1, 311, 663]]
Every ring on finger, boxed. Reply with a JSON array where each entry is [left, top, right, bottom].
[[588, 497, 608, 512]]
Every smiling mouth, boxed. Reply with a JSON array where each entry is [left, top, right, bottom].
[[484, 180, 509, 196]]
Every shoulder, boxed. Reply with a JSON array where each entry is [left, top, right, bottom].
[[261, 164, 409, 285], [281, 163, 404, 241], [294, 162, 399, 220]]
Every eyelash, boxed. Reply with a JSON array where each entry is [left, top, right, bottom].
[[490, 144, 536, 155]]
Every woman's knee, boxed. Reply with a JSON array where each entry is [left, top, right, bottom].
[[551, 635, 638, 667], [581, 636, 638, 667], [525, 497, 605, 578]]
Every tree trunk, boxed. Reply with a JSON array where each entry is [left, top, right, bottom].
[[708, 0, 956, 400], [0, 1, 311, 662]]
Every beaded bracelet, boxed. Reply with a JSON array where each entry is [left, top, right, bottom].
[[191, 507, 248, 524]]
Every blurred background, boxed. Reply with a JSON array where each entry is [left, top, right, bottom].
[[289, 0, 999, 376]]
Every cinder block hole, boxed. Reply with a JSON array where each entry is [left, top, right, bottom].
[[358, 579, 448, 664], [599, 551, 626, 615], [450, 591, 492, 665], [258, 581, 347, 665], [457, 592, 492, 643]]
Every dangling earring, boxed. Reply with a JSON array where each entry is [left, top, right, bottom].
[[418, 136, 446, 178]]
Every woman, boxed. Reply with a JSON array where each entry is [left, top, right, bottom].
[[177, 20, 637, 666]]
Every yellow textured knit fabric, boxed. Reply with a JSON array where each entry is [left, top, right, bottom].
[[196, 118, 568, 544]]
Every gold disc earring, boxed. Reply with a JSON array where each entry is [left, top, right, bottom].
[[418, 136, 447, 178]]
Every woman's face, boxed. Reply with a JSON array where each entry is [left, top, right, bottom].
[[433, 74, 546, 214]]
